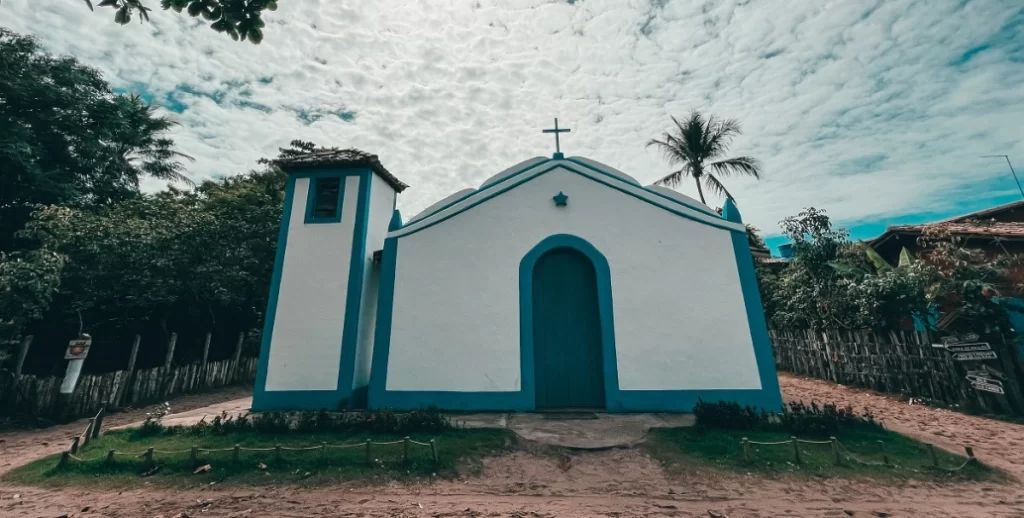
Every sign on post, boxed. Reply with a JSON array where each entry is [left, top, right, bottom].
[[945, 342, 992, 353], [60, 336, 92, 395], [952, 350, 998, 361], [971, 381, 1006, 394]]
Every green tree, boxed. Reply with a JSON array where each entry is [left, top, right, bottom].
[[0, 29, 191, 253], [83, 0, 277, 44], [647, 111, 762, 204]]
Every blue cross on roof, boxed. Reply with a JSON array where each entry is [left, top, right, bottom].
[[542, 118, 571, 159]]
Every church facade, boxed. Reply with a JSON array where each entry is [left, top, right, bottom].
[[252, 149, 782, 413]]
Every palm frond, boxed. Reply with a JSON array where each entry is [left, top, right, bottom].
[[704, 117, 742, 157], [654, 165, 691, 187], [707, 156, 762, 179], [702, 173, 734, 200]]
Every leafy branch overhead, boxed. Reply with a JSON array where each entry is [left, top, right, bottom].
[[82, 0, 277, 44]]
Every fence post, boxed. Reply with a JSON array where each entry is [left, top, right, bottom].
[[741, 437, 751, 463], [200, 332, 213, 387], [231, 331, 245, 382], [14, 335, 33, 376], [164, 332, 178, 369], [964, 445, 975, 461], [928, 443, 939, 467], [232, 444, 240, 464], [106, 449, 115, 464], [142, 447, 154, 471], [85, 418, 95, 445], [190, 446, 199, 468], [830, 437, 840, 465], [275, 444, 282, 463], [321, 441, 327, 462], [92, 405, 105, 439], [403, 436, 410, 465], [364, 439, 372, 467], [791, 437, 801, 464], [430, 439, 438, 465], [70, 436, 80, 454], [878, 440, 889, 466], [115, 334, 141, 408], [59, 451, 70, 467]]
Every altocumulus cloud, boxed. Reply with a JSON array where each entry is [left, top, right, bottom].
[[2, 0, 1022, 234]]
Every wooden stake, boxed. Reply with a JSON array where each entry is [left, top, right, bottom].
[[92, 405, 105, 439], [928, 443, 939, 467], [365, 439, 372, 467], [403, 437, 410, 465], [231, 331, 245, 382], [106, 449, 115, 464], [115, 334, 141, 408], [70, 436, 80, 454], [275, 444, 282, 463], [741, 437, 752, 463], [86, 418, 95, 445], [791, 437, 801, 464], [321, 442, 327, 462], [165, 332, 178, 369], [200, 332, 213, 383], [232, 444, 240, 463], [190, 446, 199, 468], [14, 335, 33, 376], [59, 451, 70, 467], [142, 448, 154, 471], [830, 437, 840, 465], [430, 439, 439, 465], [878, 440, 889, 466], [964, 445, 975, 460]]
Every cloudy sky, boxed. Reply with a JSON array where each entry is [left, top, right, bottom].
[[4, 0, 1022, 245]]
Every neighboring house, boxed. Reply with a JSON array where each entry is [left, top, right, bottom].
[[870, 200, 1024, 291], [252, 149, 783, 413]]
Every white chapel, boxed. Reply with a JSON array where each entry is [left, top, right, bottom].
[[251, 143, 782, 412]]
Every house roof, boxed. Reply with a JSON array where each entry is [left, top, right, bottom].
[[273, 148, 409, 193], [871, 221, 1024, 251], [938, 200, 1024, 223], [391, 155, 744, 239]]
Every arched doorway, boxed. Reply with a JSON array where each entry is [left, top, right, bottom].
[[531, 246, 606, 409]]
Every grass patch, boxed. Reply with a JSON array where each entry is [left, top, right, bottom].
[[643, 427, 1000, 482], [4, 428, 513, 488]]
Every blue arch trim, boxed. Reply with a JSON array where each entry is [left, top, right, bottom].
[[252, 169, 375, 411], [519, 234, 620, 411]]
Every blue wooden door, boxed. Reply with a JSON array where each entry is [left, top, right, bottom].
[[532, 247, 605, 409]]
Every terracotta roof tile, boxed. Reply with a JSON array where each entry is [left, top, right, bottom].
[[273, 148, 408, 193]]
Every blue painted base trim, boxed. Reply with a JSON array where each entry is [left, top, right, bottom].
[[251, 390, 348, 411]]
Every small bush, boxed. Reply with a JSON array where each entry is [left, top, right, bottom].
[[693, 399, 881, 436], [149, 407, 452, 437], [693, 399, 767, 430]]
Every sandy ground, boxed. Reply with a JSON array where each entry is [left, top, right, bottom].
[[3, 376, 1024, 517]]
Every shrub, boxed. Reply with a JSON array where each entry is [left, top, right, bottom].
[[151, 407, 452, 437], [693, 399, 881, 436], [693, 399, 767, 430], [136, 402, 171, 437]]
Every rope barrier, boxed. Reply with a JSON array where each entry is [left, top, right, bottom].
[[280, 445, 323, 451], [153, 448, 193, 455], [795, 439, 833, 445], [325, 443, 364, 450], [197, 447, 235, 453], [746, 440, 791, 446]]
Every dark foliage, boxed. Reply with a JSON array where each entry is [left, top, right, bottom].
[[693, 399, 882, 436], [136, 407, 452, 439], [82, 0, 278, 44]]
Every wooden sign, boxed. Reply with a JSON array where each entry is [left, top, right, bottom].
[[971, 380, 1006, 394], [941, 333, 980, 345], [945, 342, 992, 353], [952, 350, 997, 361], [64, 338, 92, 360], [976, 364, 1007, 380], [966, 373, 1003, 385]]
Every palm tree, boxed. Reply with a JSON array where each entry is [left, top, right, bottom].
[[646, 111, 761, 204]]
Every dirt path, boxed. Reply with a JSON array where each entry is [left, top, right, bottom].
[[780, 373, 1024, 479], [0, 385, 252, 478], [5, 376, 1024, 517]]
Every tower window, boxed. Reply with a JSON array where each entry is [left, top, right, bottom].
[[306, 176, 343, 223]]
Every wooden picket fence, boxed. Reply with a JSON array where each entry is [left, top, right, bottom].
[[769, 328, 1024, 414], [1, 357, 258, 422]]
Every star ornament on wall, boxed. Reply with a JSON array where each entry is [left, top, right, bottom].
[[552, 191, 568, 207]]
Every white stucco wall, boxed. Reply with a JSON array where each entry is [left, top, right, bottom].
[[385, 166, 761, 392], [265, 175, 362, 391], [353, 174, 396, 389]]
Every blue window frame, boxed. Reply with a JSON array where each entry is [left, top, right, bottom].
[[305, 176, 344, 223]]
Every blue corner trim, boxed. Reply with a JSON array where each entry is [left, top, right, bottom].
[[368, 236, 399, 406], [722, 197, 743, 224], [520, 234, 619, 412], [336, 170, 373, 405], [393, 164, 744, 239], [251, 175, 297, 410], [388, 209, 403, 231], [304, 175, 346, 224], [729, 228, 783, 410]]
